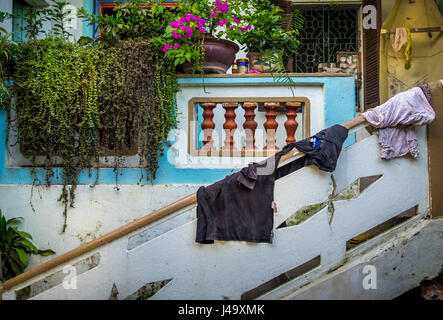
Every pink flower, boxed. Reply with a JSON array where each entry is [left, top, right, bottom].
[[210, 10, 217, 19], [232, 16, 241, 23], [183, 25, 193, 38], [246, 25, 252, 30], [198, 22, 206, 34], [172, 31, 182, 39], [162, 43, 172, 53], [170, 19, 183, 28], [219, 2, 229, 13], [184, 13, 193, 23], [218, 19, 228, 27], [174, 43, 181, 49], [213, 1, 228, 15]]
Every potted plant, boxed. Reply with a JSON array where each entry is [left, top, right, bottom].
[[160, 0, 251, 74], [160, 0, 303, 74], [238, 0, 303, 73]]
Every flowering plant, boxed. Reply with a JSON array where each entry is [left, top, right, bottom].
[[160, 0, 302, 70], [161, 0, 272, 67]]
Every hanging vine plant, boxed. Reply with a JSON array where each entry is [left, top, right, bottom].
[[11, 36, 178, 232], [98, 38, 178, 184], [12, 37, 102, 232]]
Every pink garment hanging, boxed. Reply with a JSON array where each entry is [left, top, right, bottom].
[[362, 87, 435, 160]]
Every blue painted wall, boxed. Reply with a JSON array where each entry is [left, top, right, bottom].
[[0, 75, 355, 185], [82, 0, 95, 38]]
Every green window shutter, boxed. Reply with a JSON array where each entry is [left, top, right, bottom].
[[12, 0, 30, 42]]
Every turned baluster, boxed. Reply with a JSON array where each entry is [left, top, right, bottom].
[[199, 103, 217, 153], [242, 102, 258, 152], [221, 102, 238, 151], [263, 102, 280, 151], [284, 102, 301, 144]]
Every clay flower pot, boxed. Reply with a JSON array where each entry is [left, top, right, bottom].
[[181, 37, 239, 74]]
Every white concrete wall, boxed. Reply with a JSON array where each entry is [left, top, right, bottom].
[[0, 184, 202, 270], [261, 218, 443, 300]]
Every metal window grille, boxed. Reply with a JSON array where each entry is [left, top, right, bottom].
[[293, 6, 360, 73]]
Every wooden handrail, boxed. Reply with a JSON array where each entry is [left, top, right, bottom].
[[0, 116, 367, 299]]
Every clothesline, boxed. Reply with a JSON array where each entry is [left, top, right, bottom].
[[381, 26, 442, 34]]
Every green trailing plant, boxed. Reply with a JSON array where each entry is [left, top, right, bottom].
[[13, 37, 102, 232], [0, 208, 55, 281], [98, 38, 178, 184], [12, 35, 178, 231]]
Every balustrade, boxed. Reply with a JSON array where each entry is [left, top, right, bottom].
[[263, 102, 280, 152], [221, 103, 239, 152], [196, 98, 306, 157], [200, 103, 217, 153], [242, 102, 258, 153]]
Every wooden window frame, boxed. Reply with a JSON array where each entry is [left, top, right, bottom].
[[362, 0, 382, 110]]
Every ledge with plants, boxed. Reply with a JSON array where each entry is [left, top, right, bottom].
[[0, 0, 304, 232], [1, 0, 179, 232]]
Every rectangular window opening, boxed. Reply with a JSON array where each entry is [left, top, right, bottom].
[[240, 255, 321, 300], [346, 205, 419, 251]]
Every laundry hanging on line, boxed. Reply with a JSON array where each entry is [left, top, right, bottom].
[[195, 124, 349, 245], [362, 86, 435, 160]]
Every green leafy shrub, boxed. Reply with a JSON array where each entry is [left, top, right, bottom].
[[0, 19, 18, 110], [0, 208, 55, 281], [77, 0, 176, 48]]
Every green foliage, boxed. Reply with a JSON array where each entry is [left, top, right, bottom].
[[98, 38, 178, 183], [159, 0, 261, 67], [0, 0, 74, 42], [46, 0, 74, 40], [13, 37, 101, 231], [11, 36, 178, 231], [77, 0, 175, 47], [238, 0, 302, 58], [0, 30, 18, 110], [14, 5, 49, 41], [0, 208, 55, 281]]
